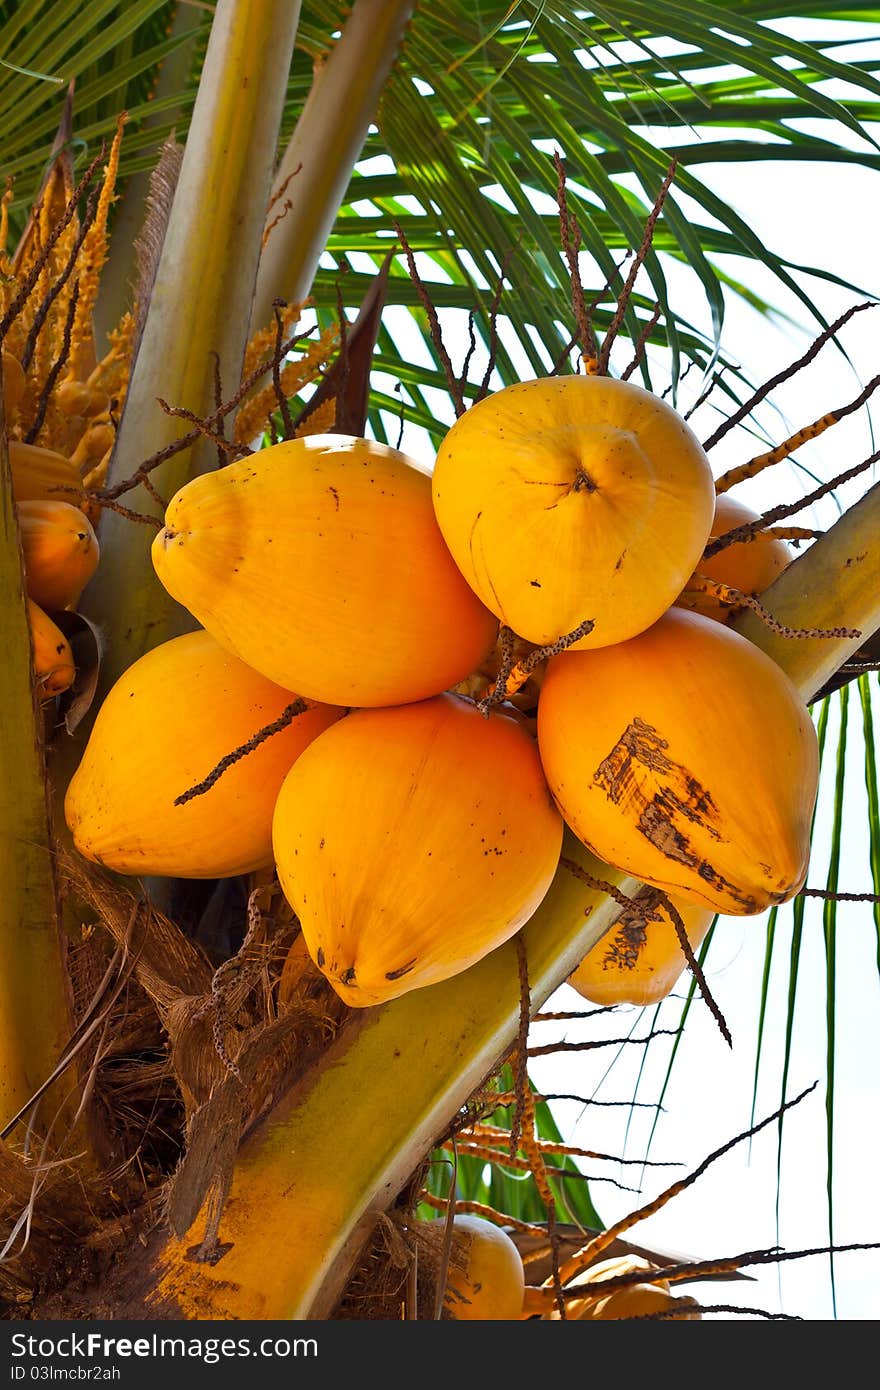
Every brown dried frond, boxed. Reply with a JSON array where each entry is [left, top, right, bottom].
[[132, 135, 184, 359], [335, 1210, 475, 1320]]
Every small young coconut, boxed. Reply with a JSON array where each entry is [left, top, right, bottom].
[[431, 375, 715, 650], [65, 630, 342, 879], [8, 440, 82, 505], [28, 599, 75, 698], [677, 492, 792, 623], [427, 1216, 525, 1320], [17, 500, 99, 610], [537, 607, 818, 916], [568, 888, 715, 1007], [556, 1256, 701, 1320], [272, 693, 563, 1006], [152, 435, 498, 708]]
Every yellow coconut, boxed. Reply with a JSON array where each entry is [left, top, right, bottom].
[[431, 375, 715, 649], [537, 607, 818, 916], [562, 1256, 701, 1321], [17, 500, 99, 610], [65, 629, 342, 879], [272, 692, 563, 1006], [568, 888, 714, 1007], [8, 440, 82, 505], [27, 599, 75, 698], [677, 493, 792, 623], [152, 435, 498, 707], [428, 1216, 525, 1320]]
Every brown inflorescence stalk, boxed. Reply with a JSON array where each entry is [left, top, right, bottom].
[[272, 299, 297, 441], [478, 619, 595, 714], [508, 934, 531, 1160], [704, 446, 880, 561], [418, 1191, 548, 1238], [684, 573, 860, 641], [703, 300, 878, 452], [20, 189, 98, 374], [552, 150, 598, 372], [156, 398, 252, 459], [0, 150, 104, 345], [660, 891, 731, 1048], [98, 320, 314, 502], [174, 698, 312, 806], [460, 1123, 680, 1168], [473, 250, 513, 405], [25, 281, 80, 444], [714, 369, 880, 495], [597, 160, 676, 377], [620, 302, 662, 382], [527, 1028, 681, 1059], [559, 856, 653, 920], [541, 1081, 818, 1290], [394, 221, 465, 417]]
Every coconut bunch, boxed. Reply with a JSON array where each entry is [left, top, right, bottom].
[[65, 363, 819, 1015]]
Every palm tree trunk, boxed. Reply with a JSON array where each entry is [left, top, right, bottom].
[[0, 393, 75, 1137], [84, 0, 304, 694]]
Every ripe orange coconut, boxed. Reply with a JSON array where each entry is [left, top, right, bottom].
[[17, 500, 99, 610], [560, 1257, 701, 1321], [426, 1216, 525, 1320], [432, 375, 715, 649], [9, 440, 82, 504], [537, 608, 818, 916], [152, 435, 498, 707], [28, 599, 75, 697], [272, 693, 563, 1007], [65, 630, 342, 878], [568, 887, 714, 1007], [677, 492, 792, 623]]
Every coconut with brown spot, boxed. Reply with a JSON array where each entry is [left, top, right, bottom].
[[568, 887, 714, 1007], [537, 607, 818, 916]]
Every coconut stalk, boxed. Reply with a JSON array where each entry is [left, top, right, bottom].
[[0, 377, 75, 1134], [250, 0, 415, 332], [83, 0, 303, 692], [110, 479, 880, 1319]]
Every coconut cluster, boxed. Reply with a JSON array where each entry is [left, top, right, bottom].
[[65, 375, 818, 1009]]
